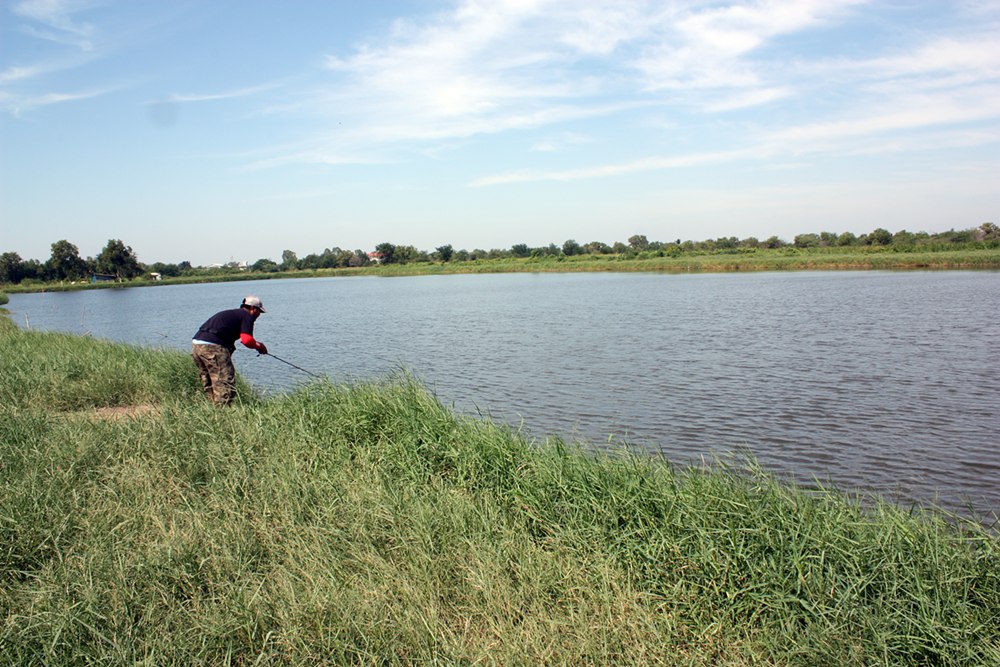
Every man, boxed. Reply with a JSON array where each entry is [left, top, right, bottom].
[[192, 295, 268, 405]]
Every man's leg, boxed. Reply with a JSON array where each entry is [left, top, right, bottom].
[[192, 345, 215, 399], [209, 347, 237, 405], [193, 344, 237, 405]]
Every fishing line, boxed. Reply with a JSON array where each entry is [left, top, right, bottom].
[[261, 352, 324, 379]]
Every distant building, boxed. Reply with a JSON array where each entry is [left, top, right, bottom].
[[150, 272, 162, 281], [208, 261, 249, 270], [368, 252, 385, 264]]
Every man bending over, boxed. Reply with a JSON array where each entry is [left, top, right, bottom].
[[191, 295, 268, 405]]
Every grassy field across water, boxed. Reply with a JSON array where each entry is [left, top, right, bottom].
[[4, 246, 1000, 294], [1, 315, 998, 665]]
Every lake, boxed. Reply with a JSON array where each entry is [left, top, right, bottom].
[[8, 270, 1000, 520]]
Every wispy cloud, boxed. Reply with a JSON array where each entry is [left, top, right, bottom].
[[0, 63, 55, 85], [470, 148, 755, 187], [12, 0, 98, 51], [471, 89, 1000, 187], [240, 147, 391, 172], [530, 132, 591, 152], [1, 0, 111, 116], [868, 35, 1000, 80], [159, 82, 284, 105], [633, 0, 867, 91], [3, 87, 111, 116], [284, 1, 652, 159], [255, 1, 872, 165], [239, 0, 1000, 182], [767, 90, 1000, 147], [703, 87, 791, 112]]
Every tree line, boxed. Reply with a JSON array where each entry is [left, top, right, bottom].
[[354, 224, 999, 266], [1, 224, 997, 285], [0, 239, 146, 285]]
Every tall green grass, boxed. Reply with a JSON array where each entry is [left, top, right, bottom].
[[1, 317, 998, 665]]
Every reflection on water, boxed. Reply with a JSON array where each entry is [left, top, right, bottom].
[[9, 270, 1000, 520]]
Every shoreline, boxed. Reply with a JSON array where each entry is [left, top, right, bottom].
[[5, 246, 1000, 294]]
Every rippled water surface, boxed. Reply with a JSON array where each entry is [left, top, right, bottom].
[[10, 271, 999, 519]]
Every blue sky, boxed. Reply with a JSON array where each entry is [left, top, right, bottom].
[[1, 0, 998, 266]]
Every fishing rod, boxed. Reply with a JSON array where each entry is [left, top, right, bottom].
[[260, 352, 324, 379]]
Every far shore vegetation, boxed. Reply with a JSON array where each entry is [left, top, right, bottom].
[[2, 223, 999, 293], [1, 314, 998, 665]]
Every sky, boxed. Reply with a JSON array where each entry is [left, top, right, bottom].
[[1, 0, 998, 267]]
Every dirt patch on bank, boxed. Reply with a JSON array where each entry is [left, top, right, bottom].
[[85, 404, 159, 421]]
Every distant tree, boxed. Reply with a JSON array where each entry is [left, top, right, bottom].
[[583, 241, 612, 254], [794, 233, 820, 248], [976, 222, 999, 240], [252, 258, 280, 273], [740, 237, 760, 248], [935, 228, 974, 244], [22, 259, 44, 281], [562, 239, 582, 256], [819, 231, 838, 246], [762, 236, 785, 249], [836, 232, 857, 246], [0, 252, 25, 284], [374, 242, 396, 264], [95, 239, 142, 280], [331, 249, 352, 267], [48, 240, 87, 281], [611, 241, 628, 254], [868, 228, 893, 245], [299, 253, 323, 270], [510, 243, 530, 257], [435, 244, 454, 262], [892, 230, 916, 246], [281, 249, 299, 270], [301, 248, 341, 270], [627, 234, 649, 251], [393, 245, 425, 263], [149, 262, 182, 277]]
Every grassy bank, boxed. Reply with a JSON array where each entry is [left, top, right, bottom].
[[2, 317, 998, 665], [369, 247, 1000, 277], [5, 246, 1000, 293]]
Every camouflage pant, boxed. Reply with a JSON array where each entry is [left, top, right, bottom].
[[192, 343, 236, 405]]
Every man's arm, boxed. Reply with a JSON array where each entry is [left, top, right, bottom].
[[240, 333, 268, 355]]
